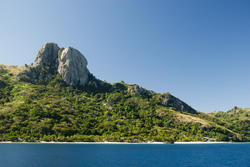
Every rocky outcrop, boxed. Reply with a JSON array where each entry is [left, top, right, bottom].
[[17, 43, 60, 82], [127, 85, 196, 114], [35, 43, 60, 68], [159, 93, 197, 114], [18, 42, 94, 87], [127, 84, 154, 96], [58, 47, 89, 86]]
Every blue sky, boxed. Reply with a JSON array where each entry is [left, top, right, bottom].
[[1, 0, 250, 113]]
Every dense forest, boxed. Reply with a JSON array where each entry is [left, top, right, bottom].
[[0, 64, 248, 142]]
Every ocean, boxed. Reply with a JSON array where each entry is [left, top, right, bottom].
[[0, 143, 249, 167]]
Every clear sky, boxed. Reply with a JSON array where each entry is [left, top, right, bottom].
[[1, 0, 250, 113]]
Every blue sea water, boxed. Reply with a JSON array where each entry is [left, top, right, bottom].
[[0, 143, 249, 167]]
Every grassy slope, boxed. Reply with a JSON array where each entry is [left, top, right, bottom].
[[209, 107, 250, 141], [0, 65, 245, 142]]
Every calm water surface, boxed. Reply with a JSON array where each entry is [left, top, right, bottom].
[[0, 143, 249, 167]]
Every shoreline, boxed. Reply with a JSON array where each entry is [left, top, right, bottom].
[[0, 141, 248, 144]]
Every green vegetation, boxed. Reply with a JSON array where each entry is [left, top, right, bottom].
[[0, 65, 248, 142], [209, 107, 250, 141]]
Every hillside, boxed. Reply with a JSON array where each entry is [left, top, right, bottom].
[[209, 107, 250, 141], [0, 43, 247, 142]]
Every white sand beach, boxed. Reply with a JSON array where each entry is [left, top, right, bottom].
[[0, 141, 238, 144]]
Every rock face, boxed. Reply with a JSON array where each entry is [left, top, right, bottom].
[[58, 47, 89, 86], [160, 93, 197, 114], [127, 84, 154, 96], [18, 43, 92, 87], [35, 43, 60, 68]]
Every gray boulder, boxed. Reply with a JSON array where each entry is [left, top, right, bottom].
[[58, 47, 90, 86], [17, 43, 59, 82], [35, 43, 59, 68]]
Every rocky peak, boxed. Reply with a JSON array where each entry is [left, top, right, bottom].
[[34, 43, 59, 68], [58, 47, 89, 86], [18, 43, 93, 87]]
